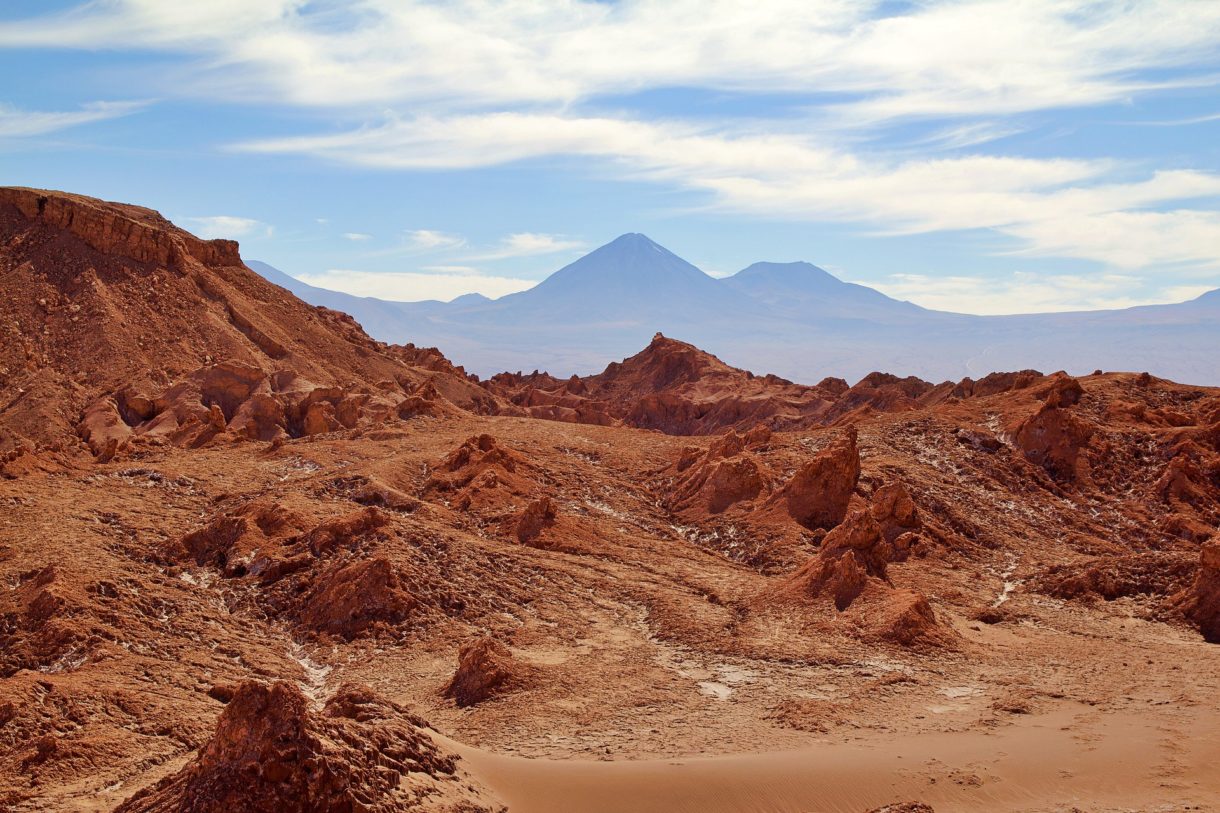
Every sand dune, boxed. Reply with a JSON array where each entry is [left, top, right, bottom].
[[450, 701, 1220, 813]]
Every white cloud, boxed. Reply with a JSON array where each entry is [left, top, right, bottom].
[[0, 100, 147, 137], [466, 232, 585, 260], [182, 215, 271, 240], [419, 265, 481, 275], [4, 1, 1218, 124], [405, 229, 465, 251], [236, 112, 1220, 271], [866, 272, 1215, 315], [342, 232, 372, 241], [296, 268, 535, 302]]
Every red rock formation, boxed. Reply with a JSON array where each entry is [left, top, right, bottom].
[[1178, 538, 1220, 642], [781, 511, 889, 609], [1038, 373, 1085, 408], [1013, 402, 1095, 483], [297, 558, 417, 640], [302, 508, 389, 557], [431, 434, 524, 487], [769, 427, 860, 530], [869, 481, 921, 545], [0, 187, 492, 458], [861, 589, 948, 648], [0, 565, 85, 676], [115, 681, 500, 813], [1036, 552, 1196, 603], [443, 637, 528, 707], [425, 434, 541, 521], [516, 497, 558, 543], [486, 335, 849, 435], [665, 429, 770, 516]]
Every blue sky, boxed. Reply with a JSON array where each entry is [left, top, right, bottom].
[[2, 0, 1220, 313]]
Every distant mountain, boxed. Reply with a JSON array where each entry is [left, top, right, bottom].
[[245, 260, 416, 339], [723, 261, 925, 319], [506, 233, 740, 321], [251, 235, 1220, 386]]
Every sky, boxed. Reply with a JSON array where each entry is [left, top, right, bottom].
[[2, 0, 1220, 314]]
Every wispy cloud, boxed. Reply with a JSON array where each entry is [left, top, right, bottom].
[[296, 268, 535, 302], [405, 229, 465, 251], [465, 232, 585, 260], [342, 232, 372, 241], [4, 2, 1218, 123], [182, 215, 271, 240], [236, 112, 1220, 271], [0, 100, 147, 137]]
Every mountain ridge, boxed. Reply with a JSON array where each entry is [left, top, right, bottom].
[[251, 233, 1220, 385]]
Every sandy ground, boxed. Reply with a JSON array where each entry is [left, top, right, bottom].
[[447, 698, 1220, 813]]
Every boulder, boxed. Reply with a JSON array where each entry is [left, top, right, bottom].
[[443, 637, 524, 707], [869, 481, 921, 545], [516, 497, 557, 543]]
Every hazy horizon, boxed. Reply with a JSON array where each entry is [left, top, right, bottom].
[[253, 233, 1218, 316]]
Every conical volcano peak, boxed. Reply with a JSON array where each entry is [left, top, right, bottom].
[[586, 232, 682, 264], [522, 232, 730, 317]]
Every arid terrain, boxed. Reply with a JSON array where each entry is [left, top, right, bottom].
[[2, 188, 1219, 812]]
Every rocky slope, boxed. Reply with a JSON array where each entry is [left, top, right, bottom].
[[486, 332, 1041, 435], [0, 187, 499, 467], [2, 188, 1220, 812]]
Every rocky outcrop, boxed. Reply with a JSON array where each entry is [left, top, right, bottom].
[[485, 335, 904, 436], [1038, 373, 1084, 408], [774, 504, 949, 646], [4, 186, 241, 270], [429, 434, 524, 489], [0, 566, 85, 677], [161, 500, 310, 578], [1177, 538, 1220, 642], [0, 187, 498, 458], [302, 508, 389, 557], [865, 589, 947, 647], [954, 369, 1043, 398], [1036, 552, 1196, 603], [869, 481, 921, 545], [425, 435, 540, 519], [443, 637, 528, 707], [74, 362, 431, 457], [769, 427, 860, 530], [1013, 402, 1095, 483], [1156, 441, 1217, 508], [781, 511, 890, 609], [516, 497, 558, 543], [297, 558, 417, 640], [115, 681, 501, 813], [665, 428, 770, 516]]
